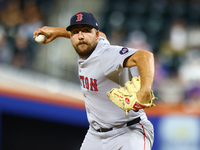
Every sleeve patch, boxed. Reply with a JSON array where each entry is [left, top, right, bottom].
[[119, 47, 129, 55]]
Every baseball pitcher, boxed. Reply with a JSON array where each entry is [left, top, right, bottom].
[[33, 12, 156, 150]]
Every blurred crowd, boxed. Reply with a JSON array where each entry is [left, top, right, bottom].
[[0, 0, 50, 69], [107, 21, 200, 105], [0, 0, 200, 105], [101, 0, 200, 105], [154, 19, 200, 105]]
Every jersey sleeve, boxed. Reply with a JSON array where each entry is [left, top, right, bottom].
[[99, 45, 138, 84]]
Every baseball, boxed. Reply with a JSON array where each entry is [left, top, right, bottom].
[[35, 34, 46, 43]]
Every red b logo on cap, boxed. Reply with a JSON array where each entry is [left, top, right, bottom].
[[76, 13, 83, 22]]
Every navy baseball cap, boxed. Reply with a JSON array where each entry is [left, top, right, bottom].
[[66, 12, 99, 31]]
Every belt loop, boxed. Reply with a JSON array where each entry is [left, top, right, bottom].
[[99, 128, 102, 132]]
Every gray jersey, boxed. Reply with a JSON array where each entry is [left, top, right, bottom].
[[78, 37, 148, 130]]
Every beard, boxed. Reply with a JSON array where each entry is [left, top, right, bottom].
[[73, 41, 96, 57]]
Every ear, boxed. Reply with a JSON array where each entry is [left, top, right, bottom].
[[96, 30, 100, 39]]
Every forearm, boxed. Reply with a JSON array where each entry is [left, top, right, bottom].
[[134, 50, 155, 90], [134, 50, 155, 104], [33, 26, 71, 44], [52, 27, 71, 38], [49, 27, 106, 39], [34, 26, 107, 43], [124, 50, 155, 104]]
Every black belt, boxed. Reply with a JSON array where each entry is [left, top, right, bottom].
[[96, 117, 141, 132]]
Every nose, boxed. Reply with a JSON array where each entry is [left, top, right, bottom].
[[78, 31, 84, 40]]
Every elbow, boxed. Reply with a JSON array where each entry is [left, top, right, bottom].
[[144, 51, 154, 65], [136, 50, 154, 60], [124, 50, 154, 68], [147, 51, 154, 60], [142, 50, 153, 56]]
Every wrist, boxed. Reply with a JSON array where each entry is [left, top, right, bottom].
[[137, 88, 152, 104]]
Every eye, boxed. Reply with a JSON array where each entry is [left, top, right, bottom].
[[82, 28, 91, 33], [72, 29, 79, 34]]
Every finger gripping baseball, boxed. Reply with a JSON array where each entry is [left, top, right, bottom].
[[107, 76, 156, 114]]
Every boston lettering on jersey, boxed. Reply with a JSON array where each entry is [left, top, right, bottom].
[[79, 76, 98, 91]]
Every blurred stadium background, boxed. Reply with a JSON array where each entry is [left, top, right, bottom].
[[0, 0, 200, 149]]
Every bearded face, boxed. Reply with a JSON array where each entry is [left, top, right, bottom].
[[70, 25, 99, 58]]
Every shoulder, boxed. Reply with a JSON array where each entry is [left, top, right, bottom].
[[100, 44, 138, 55], [99, 36, 110, 45], [96, 37, 138, 56]]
